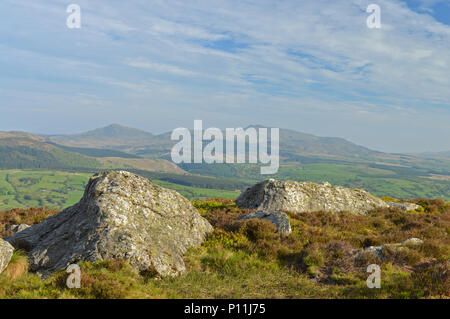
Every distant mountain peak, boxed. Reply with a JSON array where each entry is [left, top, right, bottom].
[[49, 124, 154, 148], [104, 123, 125, 130], [88, 124, 152, 136]]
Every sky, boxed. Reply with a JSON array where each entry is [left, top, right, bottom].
[[0, 0, 449, 153]]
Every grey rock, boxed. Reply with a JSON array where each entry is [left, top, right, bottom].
[[363, 238, 424, 260], [6, 224, 31, 234], [236, 211, 292, 236], [363, 245, 385, 259], [236, 179, 388, 215], [0, 239, 14, 274], [6, 171, 213, 278], [399, 238, 424, 246], [386, 201, 421, 211]]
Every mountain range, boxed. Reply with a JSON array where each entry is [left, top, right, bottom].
[[47, 124, 391, 159], [0, 124, 449, 201]]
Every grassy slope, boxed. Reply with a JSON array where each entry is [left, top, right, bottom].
[[0, 144, 100, 170], [0, 199, 448, 299]]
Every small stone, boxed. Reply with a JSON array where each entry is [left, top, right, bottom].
[[362, 238, 424, 260], [236, 211, 292, 236], [399, 238, 424, 246], [6, 224, 31, 234], [386, 202, 421, 211]]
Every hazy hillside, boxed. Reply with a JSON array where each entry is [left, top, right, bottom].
[[47, 124, 384, 160], [278, 127, 381, 159], [412, 151, 450, 160], [49, 124, 447, 167], [0, 134, 100, 170], [0, 131, 185, 174], [49, 124, 154, 149]]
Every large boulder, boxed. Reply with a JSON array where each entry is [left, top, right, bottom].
[[236, 179, 388, 215], [6, 171, 213, 277], [0, 239, 14, 274]]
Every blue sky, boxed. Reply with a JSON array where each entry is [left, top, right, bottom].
[[0, 0, 449, 153]]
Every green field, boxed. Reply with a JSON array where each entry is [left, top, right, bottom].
[[0, 170, 89, 210], [0, 170, 241, 211], [152, 180, 240, 200]]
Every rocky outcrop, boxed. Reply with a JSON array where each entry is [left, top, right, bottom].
[[236, 179, 388, 215], [6, 171, 213, 277], [0, 239, 14, 274], [386, 201, 421, 211], [236, 211, 291, 237]]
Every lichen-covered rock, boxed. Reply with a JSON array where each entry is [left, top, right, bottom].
[[6, 171, 213, 277], [6, 224, 31, 234], [236, 211, 291, 237], [0, 239, 14, 274], [400, 238, 424, 246], [386, 201, 421, 211], [236, 179, 388, 215], [363, 238, 424, 260]]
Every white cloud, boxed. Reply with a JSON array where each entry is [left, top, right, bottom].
[[125, 58, 198, 76], [0, 0, 449, 151]]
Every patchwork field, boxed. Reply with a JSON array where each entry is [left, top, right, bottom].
[[0, 170, 89, 210]]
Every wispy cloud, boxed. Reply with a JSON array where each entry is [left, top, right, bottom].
[[125, 58, 198, 77], [0, 0, 449, 152]]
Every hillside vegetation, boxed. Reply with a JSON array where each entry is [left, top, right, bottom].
[[0, 142, 100, 170], [0, 199, 448, 298]]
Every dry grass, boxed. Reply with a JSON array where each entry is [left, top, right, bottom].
[[0, 207, 58, 237], [2, 251, 29, 280]]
